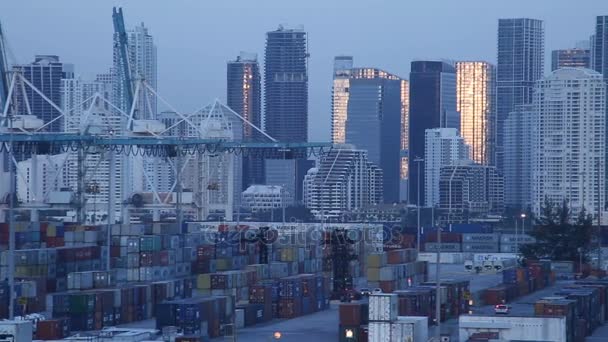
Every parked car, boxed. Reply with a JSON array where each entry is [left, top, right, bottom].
[[494, 304, 510, 314], [359, 288, 371, 296], [372, 288, 382, 294]]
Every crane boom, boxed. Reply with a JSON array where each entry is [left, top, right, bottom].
[[0, 22, 10, 113], [112, 7, 134, 112]]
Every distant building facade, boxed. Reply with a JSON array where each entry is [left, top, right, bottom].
[[439, 163, 504, 223], [13, 55, 74, 132], [532, 68, 605, 218], [331, 56, 354, 144], [551, 48, 591, 71], [503, 105, 534, 210], [242, 185, 286, 212], [227, 52, 264, 188], [345, 68, 405, 203], [456, 61, 496, 165], [496, 18, 544, 172], [424, 128, 470, 208], [303, 146, 383, 220], [409, 61, 459, 206]]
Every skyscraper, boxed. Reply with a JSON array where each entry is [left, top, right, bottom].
[[551, 48, 591, 71], [227, 52, 263, 188], [264, 25, 308, 142], [496, 18, 544, 171], [503, 105, 534, 210], [424, 128, 470, 207], [345, 68, 405, 203], [456, 61, 496, 165], [408, 61, 459, 206], [331, 56, 354, 144], [13, 55, 74, 132], [532, 68, 605, 217], [593, 16, 608, 77]]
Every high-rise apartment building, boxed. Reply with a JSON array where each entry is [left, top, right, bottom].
[[532, 68, 605, 217], [456, 61, 496, 165], [409, 61, 459, 206], [424, 128, 470, 208], [496, 18, 544, 172], [113, 22, 157, 117], [345, 68, 405, 203], [13, 55, 74, 132], [264, 25, 308, 142], [227, 52, 263, 188], [303, 146, 383, 220], [503, 105, 534, 210], [551, 48, 591, 71]]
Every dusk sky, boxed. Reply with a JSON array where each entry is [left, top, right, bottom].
[[2, 0, 607, 141]]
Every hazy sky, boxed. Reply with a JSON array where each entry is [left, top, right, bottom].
[[2, 0, 607, 142]]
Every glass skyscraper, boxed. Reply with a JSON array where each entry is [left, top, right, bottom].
[[456, 61, 496, 165], [594, 16, 608, 77], [345, 68, 404, 203], [227, 52, 263, 188], [13, 55, 74, 132], [264, 25, 308, 142], [331, 56, 354, 144], [408, 61, 459, 206], [496, 18, 544, 172]]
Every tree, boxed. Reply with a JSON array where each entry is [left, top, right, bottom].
[[520, 198, 593, 262]]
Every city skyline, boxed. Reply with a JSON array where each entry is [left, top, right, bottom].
[[2, 1, 603, 142]]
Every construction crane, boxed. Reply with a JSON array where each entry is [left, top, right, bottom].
[[112, 7, 134, 117], [0, 22, 9, 111], [322, 228, 358, 300]]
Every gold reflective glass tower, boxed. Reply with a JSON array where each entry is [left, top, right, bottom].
[[456, 61, 496, 165]]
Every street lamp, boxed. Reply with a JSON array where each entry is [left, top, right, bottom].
[[520, 213, 527, 235]]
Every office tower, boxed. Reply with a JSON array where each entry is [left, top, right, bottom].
[[439, 163, 504, 223], [424, 128, 470, 207], [456, 61, 496, 165], [331, 56, 354, 144], [551, 48, 591, 71], [496, 18, 544, 172], [409, 61, 459, 206], [264, 26, 309, 203], [532, 68, 605, 217], [303, 147, 383, 220], [345, 68, 405, 203], [594, 16, 608, 77], [227, 52, 264, 189], [503, 105, 534, 210], [13, 55, 74, 132], [113, 22, 157, 118], [264, 25, 308, 142]]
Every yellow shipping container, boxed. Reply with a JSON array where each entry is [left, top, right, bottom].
[[47, 226, 56, 237], [367, 267, 381, 282], [367, 254, 385, 268], [280, 248, 295, 262], [197, 274, 211, 289], [216, 258, 230, 271]]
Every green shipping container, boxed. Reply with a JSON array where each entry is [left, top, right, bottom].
[[140, 236, 162, 252], [69, 293, 95, 313]]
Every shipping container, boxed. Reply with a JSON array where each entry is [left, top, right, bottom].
[[369, 294, 398, 322]]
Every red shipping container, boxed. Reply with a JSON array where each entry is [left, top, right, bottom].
[[339, 303, 363, 326], [159, 251, 169, 266], [379, 281, 395, 293], [278, 298, 302, 318]]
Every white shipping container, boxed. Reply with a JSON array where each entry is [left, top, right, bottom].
[[235, 308, 245, 329], [368, 322, 391, 342], [551, 261, 574, 274], [0, 320, 32, 342], [390, 320, 414, 341], [369, 293, 398, 322], [397, 316, 428, 342], [68, 271, 94, 290], [459, 315, 567, 342], [379, 267, 395, 281]]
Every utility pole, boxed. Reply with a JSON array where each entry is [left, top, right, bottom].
[[106, 130, 115, 272], [414, 157, 424, 254], [8, 108, 14, 320], [597, 160, 602, 270]]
